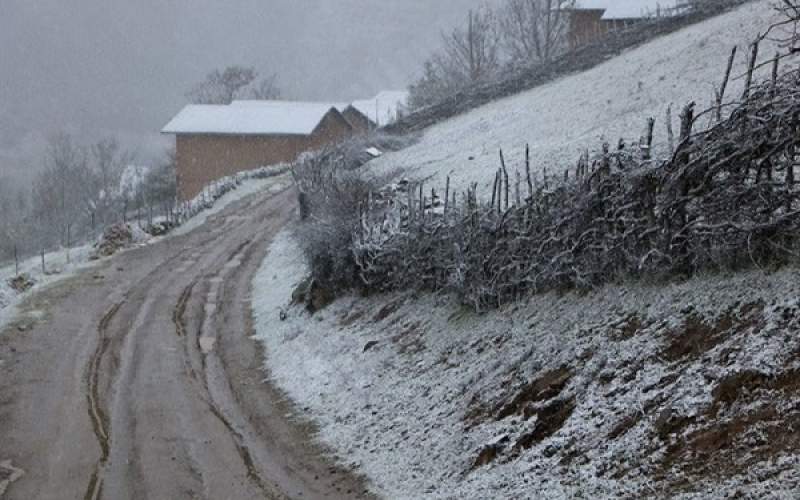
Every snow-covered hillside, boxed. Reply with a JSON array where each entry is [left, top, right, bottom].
[[371, 0, 784, 194], [254, 230, 800, 499], [252, 3, 800, 498]]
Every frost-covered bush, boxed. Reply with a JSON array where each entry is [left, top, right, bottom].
[[291, 134, 409, 293], [358, 69, 800, 310]]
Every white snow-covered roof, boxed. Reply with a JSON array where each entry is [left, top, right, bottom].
[[571, 0, 680, 20], [162, 101, 342, 136], [232, 99, 350, 112], [349, 91, 409, 126]]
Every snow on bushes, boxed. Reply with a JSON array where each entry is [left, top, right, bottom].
[[298, 62, 800, 311]]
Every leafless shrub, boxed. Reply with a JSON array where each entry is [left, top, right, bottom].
[[291, 133, 411, 292]]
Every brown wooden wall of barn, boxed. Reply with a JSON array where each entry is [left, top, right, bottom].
[[174, 112, 352, 201]]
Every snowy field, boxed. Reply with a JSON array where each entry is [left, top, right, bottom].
[[371, 0, 786, 194], [0, 172, 290, 332], [254, 230, 800, 499]]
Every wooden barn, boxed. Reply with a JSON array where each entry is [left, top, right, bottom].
[[341, 91, 410, 133], [162, 101, 354, 201], [564, 0, 684, 49]]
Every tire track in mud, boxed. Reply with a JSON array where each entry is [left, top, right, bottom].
[[82, 230, 225, 500], [85, 191, 287, 500], [170, 237, 278, 498], [84, 302, 123, 500], [173, 281, 200, 382]]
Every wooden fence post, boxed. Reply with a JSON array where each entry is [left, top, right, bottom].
[[742, 39, 759, 100], [666, 105, 675, 155], [716, 46, 737, 122], [491, 170, 499, 210], [525, 144, 533, 199], [444, 176, 450, 217], [644, 117, 655, 160]]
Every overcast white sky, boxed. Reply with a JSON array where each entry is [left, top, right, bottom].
[[0, 0, 497, 186]]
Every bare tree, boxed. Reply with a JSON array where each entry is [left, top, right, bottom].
[[499, 0, 572, 64], [186, 65, 258, 104], [249, 73, 282, 100], [90, 137, 134, 225], [442, 6, 502, 83], [409, 5, 501, 109], [31, 134, 93, 247]]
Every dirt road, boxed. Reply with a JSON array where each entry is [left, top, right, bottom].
[[0, 187, 373, 500]]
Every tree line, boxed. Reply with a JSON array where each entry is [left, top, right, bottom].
[[409, 0, 574, 109], [0, 135, 176, 266]]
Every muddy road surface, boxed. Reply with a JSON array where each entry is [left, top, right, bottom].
[[0, 187, 373, 500]]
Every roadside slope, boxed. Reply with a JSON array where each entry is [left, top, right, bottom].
[[254, 230, 800, 499]]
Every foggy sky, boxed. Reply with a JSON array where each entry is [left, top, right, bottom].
[[0, 0, 496, 186]]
